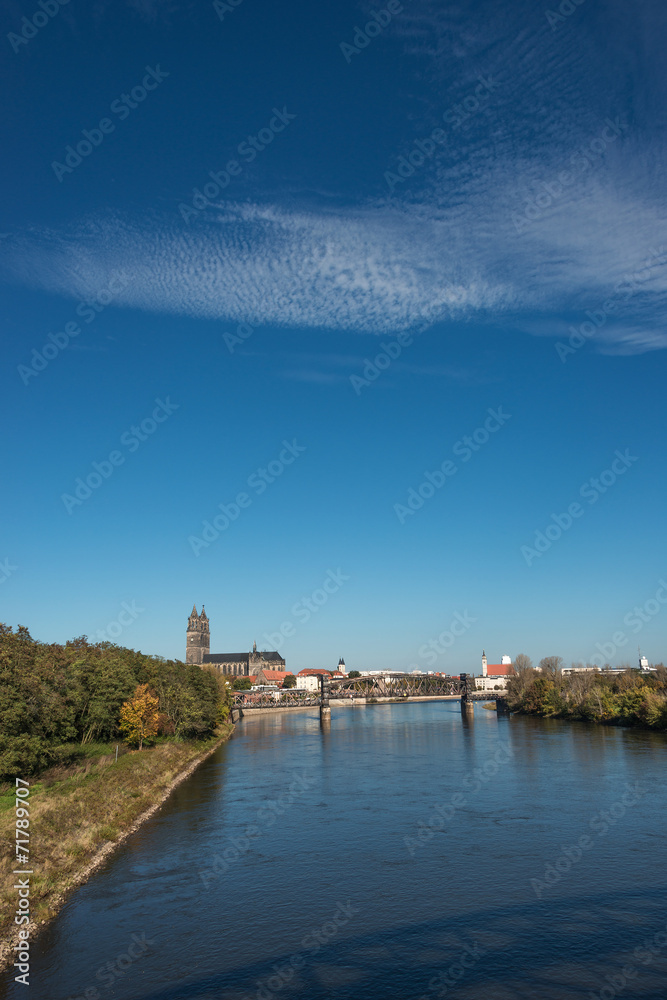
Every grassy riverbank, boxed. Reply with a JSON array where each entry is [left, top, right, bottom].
[[0, 727, 232, 970]]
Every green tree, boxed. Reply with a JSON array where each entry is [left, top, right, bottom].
[[282, 674, 297, 688], [348, 670, 361, 678], [70, 648, 137, 743]]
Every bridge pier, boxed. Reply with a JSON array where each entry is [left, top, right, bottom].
[[319, 674, 331, 725], [460, 672, 475, 718]]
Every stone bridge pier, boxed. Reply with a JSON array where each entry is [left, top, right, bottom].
[[460, 673, 475, 716], [319, 674, 331, 725]]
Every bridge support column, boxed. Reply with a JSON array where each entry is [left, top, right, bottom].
[[460, 672, 475, 718], [319, 674, 331, 725]]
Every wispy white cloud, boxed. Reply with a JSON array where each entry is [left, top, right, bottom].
[[3, 0, 666, 355], [4, 171, 665, 352], [0, 205, 515, 334], [596, 328, 667, 356]]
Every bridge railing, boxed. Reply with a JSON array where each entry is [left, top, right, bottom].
[[232, 692, 320, 708], [231, 680, 508, 709], [330, 675, 460, 698]]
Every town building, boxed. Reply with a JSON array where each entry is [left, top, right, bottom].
[[476, 651, 514, 691], [186, 605, 286, 676], [296, 673, 320, 693], [296, 667, 343, 692], [253, 668, 294, 688]]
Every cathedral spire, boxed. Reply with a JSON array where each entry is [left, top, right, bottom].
[[186, 603, 210, 663]]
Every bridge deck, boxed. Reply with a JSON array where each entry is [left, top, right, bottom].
[[232, 684, 507, 710]]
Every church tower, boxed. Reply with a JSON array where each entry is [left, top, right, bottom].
[[186, 604, 210, 664], [481, 650, 488, 677]]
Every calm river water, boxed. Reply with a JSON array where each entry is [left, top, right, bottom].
[[3, 701, 667, 1000]]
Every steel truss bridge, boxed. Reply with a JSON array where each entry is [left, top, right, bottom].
[[231, 673, 507, 710]]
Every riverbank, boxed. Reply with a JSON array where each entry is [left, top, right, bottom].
[[506, 669, 667, 731], [0, 726, 233, 972]]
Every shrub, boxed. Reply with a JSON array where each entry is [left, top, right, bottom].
[[0, 735, 50, 780]]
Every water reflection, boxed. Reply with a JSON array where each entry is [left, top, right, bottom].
[[2, 703, 666, 1000]]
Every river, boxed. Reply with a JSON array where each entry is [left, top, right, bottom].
[[2, 701, 667, 1000]]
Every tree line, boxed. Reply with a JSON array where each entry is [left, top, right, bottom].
[[506, 654, 667, 730], [0, 624, 228, 780]]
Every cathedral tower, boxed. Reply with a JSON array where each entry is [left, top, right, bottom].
[[186, 604, 210, 664]]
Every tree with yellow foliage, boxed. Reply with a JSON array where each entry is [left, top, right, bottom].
[[119, 684, 159, 750]]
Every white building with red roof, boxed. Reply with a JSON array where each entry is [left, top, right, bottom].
[[477, 651, 514, 691], [296, 668, 343, 692]]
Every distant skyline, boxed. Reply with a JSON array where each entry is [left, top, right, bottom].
[[2, 0, 666, 671]]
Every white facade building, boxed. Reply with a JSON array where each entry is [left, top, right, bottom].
[[295, 674, 320, 692]]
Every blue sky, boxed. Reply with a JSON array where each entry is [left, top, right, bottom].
[[2, 0, 666, 671]]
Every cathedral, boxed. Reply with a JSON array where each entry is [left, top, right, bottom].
[[186, 605, 286, 676]]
